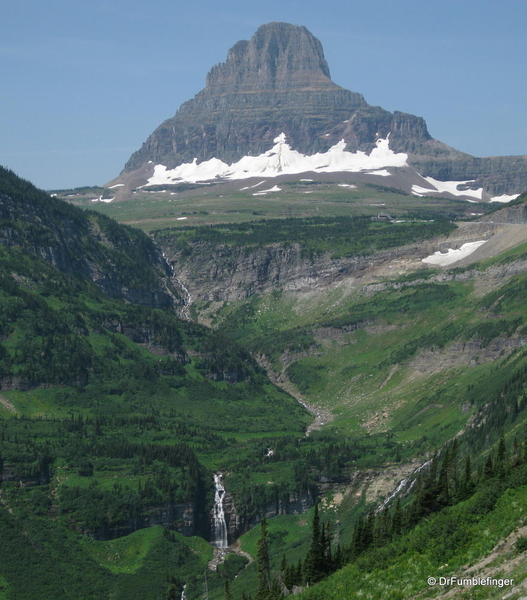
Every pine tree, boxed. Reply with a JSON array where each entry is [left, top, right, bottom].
[[495, 433, 508, 478], [256, 518, 271, 599], [165, 583, 178, 600], [482, 454, 494, 481], [458, 455, 474, 500], [437, 446, 451, 507], [304, 503, 325, 585], [392, 497, 403, 536]]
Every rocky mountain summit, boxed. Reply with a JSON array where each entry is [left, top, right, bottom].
[[120, 22, 527, 198]]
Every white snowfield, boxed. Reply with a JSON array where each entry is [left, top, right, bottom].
[[412, 178, 520, 204], [422, 240, 487, 266], [490, 193, 521, 203], [252, 185, 281, 196], [141, 134, 521, 204], [91, 196, 114, 203], [412, 177, 484, 201], [145, 134, 409, 186]]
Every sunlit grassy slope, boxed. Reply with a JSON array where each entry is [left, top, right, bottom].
[[66, 179, 483, 231]]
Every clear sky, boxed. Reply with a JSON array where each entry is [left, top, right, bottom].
[[1, 0, 526, 190]]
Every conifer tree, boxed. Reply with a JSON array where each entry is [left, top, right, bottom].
[[495, 433, 508, 478], [256, 518, 271, 599], [304, 503, 326, 585], [392, 497, 403, 536], [482, 454, 494, 481]]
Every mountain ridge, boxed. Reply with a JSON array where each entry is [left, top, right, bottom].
[[118, 22, 527, 198]]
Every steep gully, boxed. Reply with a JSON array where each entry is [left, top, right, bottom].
[[166, 233, 476, 552], [167, 216, 527, 555]]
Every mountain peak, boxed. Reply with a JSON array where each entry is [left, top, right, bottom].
[[123, 23, 367, 172], [118, 23, 527, 197], [205, 22, 334, 93]]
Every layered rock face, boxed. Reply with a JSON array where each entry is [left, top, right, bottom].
[[122, 22, 527, 196], [125, 23, 368, 170]]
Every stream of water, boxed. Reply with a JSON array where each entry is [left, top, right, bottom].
[[211, 473, 229, 548]]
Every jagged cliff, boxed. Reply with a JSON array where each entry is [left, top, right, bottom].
[[0, 166, 179, 309], [121, 22, 527, 197], [155, 227, 499, 305]]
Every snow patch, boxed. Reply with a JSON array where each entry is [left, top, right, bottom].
[[253, 185, 281, 196], [108, 183, 124, 189], [91, 196, 114, 203], [240, 181, 266, 190], [367, 169, 391, 177], [412, 177, 483, 201], [145, 135, 409, 186], [422, 241, 487, 266], [490, 193, 521, 203]]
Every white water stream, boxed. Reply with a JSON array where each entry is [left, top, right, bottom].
[[174, 277, 192, 321], [377, 459, 432, 512], [211, 473, 229, 548]]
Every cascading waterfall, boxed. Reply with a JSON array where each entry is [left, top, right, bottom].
[[377, 458, 433, 512], [175, 277, 192, 321], [161, 252, 193, 321], [212, 473, 229, 548], [180, 584, 187, 600]]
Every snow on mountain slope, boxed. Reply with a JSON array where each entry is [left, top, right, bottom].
[[422, 240, 487, 266], [144, 135, 409, 186]]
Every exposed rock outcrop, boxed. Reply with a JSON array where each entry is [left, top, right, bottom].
[[157, 226, 499, 304], [481, 194, 527, 224], [91, 503, 199, 541], [220, 485, 314, 542]]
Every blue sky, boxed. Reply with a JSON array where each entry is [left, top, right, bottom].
[[1, 0, 526, 189]]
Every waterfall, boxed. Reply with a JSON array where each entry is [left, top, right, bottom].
[[161, 252, 193, 321], [212, 473, 229, 548], [180, 584, 187, 600], [175, 277, 192, 321], [377, 459, 433, 512]]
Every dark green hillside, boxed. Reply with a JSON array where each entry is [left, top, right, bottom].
[[154, 215, 455, 260], [0, 166, 176, 307], [0, 167, 312, 599]]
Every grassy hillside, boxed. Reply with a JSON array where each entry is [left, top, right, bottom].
[[2, 164, 527, 599], [65, 178, 484, 231]]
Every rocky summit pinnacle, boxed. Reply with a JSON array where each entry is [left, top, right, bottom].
[[123, 22, 368, 171], [121, 22, 527, 197], [205, 22, 334, 92]]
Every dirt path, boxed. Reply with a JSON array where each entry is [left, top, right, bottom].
[[0, 394, 17, 413]]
